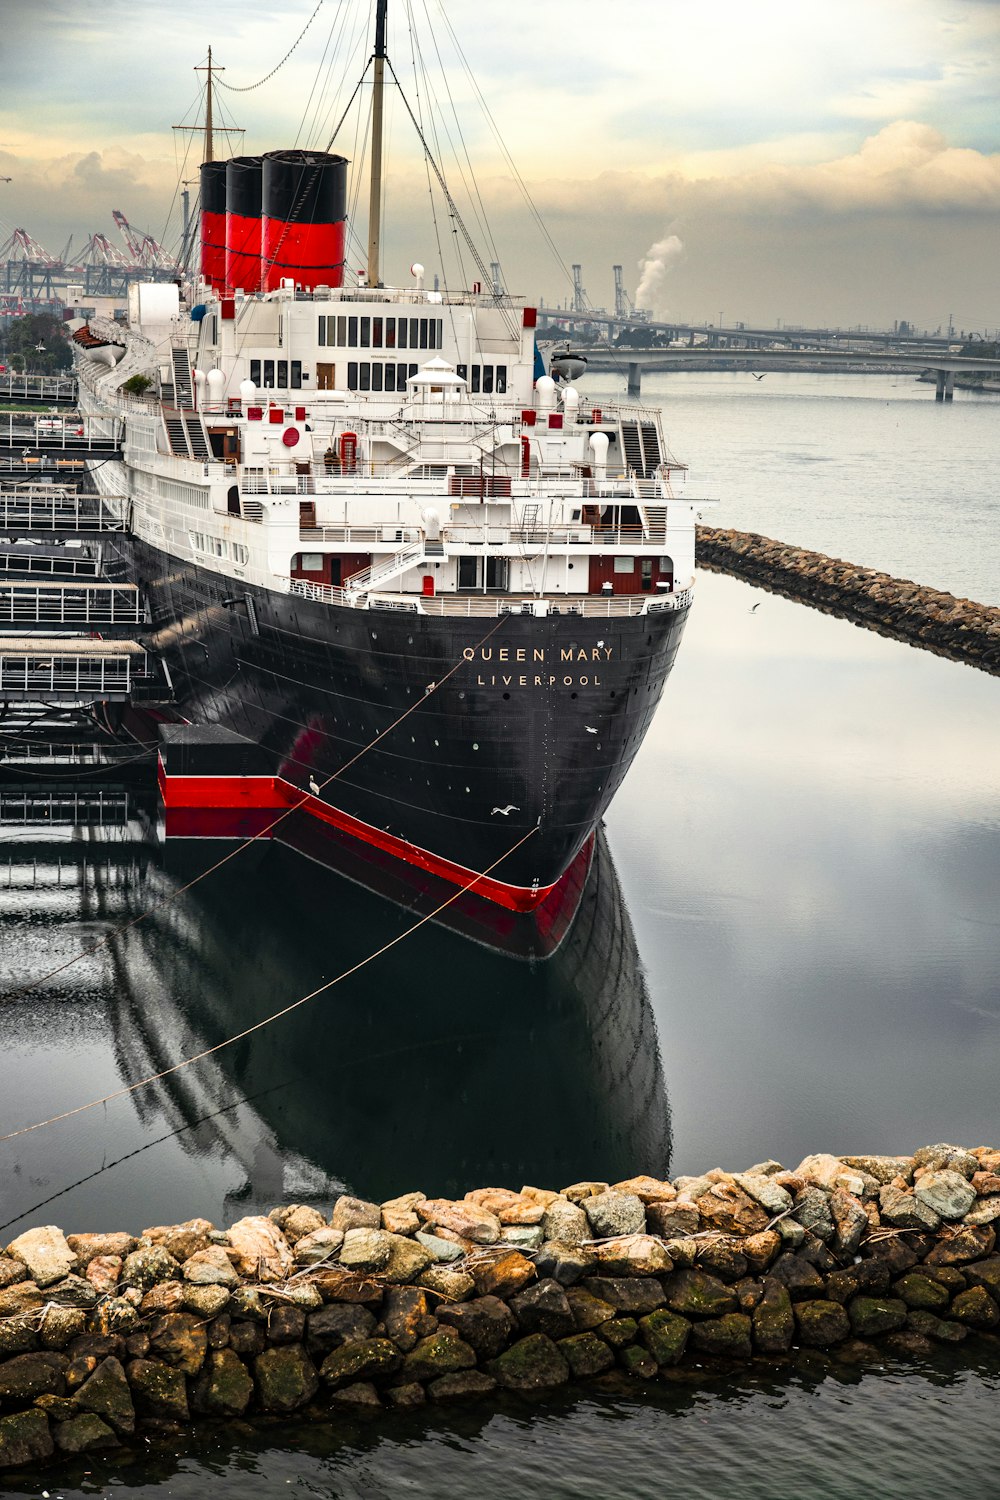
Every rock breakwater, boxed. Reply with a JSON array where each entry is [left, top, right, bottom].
[[2, 1144, 1000, 1471], [696, 526, 1000, 676]]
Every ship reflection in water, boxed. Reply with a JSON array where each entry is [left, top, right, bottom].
[[0, 789, 670, 1228]]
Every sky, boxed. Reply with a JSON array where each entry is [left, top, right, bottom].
[[1, 0, 999, 332]]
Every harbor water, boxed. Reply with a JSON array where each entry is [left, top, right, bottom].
[[1, 373, 999, 1494]]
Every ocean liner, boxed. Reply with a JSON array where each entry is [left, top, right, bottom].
[[73, 1, 715, 913]]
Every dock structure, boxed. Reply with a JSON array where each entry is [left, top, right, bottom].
[[0, 483, 129, 534], [0, 636, 158, 702], [0, 372, 78, 405]]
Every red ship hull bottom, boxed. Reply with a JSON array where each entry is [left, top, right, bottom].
[[157, 761, 559, 913]]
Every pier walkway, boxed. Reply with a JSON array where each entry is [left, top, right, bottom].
[[0, 373, 78, 405]]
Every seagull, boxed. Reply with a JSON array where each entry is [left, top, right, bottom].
[[749, 602, 761, 614], [752, 372, 765, 381], [308, 776, 320, 797], [492, 804, 519, 816], [585, 726, 598, 734]]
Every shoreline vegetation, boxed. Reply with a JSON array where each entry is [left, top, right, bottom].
[[1, 1145, 999, 1472], [695, 526, 1000, 673]]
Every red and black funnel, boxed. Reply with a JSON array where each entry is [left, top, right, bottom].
[[261, 150, 348, 293], [225, 155, 263, 294], [199, 160, 228, 291]]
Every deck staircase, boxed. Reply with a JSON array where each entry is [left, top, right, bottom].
[[163, 409, 191, 458], [184, 413, 211, 461], [344, 536, 445, 595], [171, 346, 195, 409], [639, 504, 668, 542]]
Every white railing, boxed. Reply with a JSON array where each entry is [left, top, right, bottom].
[[0, 650, 140, 696], [282, 574, 694, 619], [0, 584, 143, 626], [0, 374, 78, 402], [0, 491, 127, 532]]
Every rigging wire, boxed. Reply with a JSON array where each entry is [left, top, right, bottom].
[[0, 818, 537, 1147], [215, 1, 326, 93]]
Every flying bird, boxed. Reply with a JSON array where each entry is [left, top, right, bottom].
[[752, 372, 765, 381], [492, 804, 519, 816], [749, 602, 761, 614], [585, 726, 598, 734]]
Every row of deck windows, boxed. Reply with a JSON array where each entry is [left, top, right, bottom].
[[318, 316, 443, 351], [342, 362, 510, 394], [249, 360, 303, 389]]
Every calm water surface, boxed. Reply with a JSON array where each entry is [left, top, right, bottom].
[[1, 375, 998, 1494]]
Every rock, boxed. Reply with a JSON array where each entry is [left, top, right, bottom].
[[561, 1181, 609, 1203], [793, 1187, 835, 1242], [862, 1237, 920, 1276], [74, 1356, 135, 1434], [826, 1263, 890, 1306], [663, 1238, 698, 1269], [753, 1279, 794, 1354], [330, 1380, 383, 1412], [558, 1332, 616, 1377], [618, 1344, 658, 1378], [335, 1227, 389, 1273], [415, 1231, 464, 1264], [89, 1297, 140, 1337], [541, 1198, 590, 1247], [777, 1219, 806, 1249], [740, 1231, 782, 1275], [320, 1337, 402, 1388], [144, 1219, 214, 1262], [386, 1382, 426, 1409], [534, 1241, 598, 1287], [848, 1297, 908, 1337], [489, 1333, 570, 1391], [190, 1348, 254, 1416], [330, 1196, 382, 1233], [566, 1287, 615, 1331], [665, 1268, 738, 1319], [583, 1192, 646, 1239], [519, 1185, 561, 1209], [428, 1370, 497, 1401], [308, 1267, 383, 1305], [402, 1330, 477, 1383], [913, 1144, 979, 1179], [465, 1188, 546, 1225], [841, 1156, 914, 1185], [45, 1273, 98, 1308], [416, 1199, 501, 1245], [964, 1257, 1000, 1298], [951, 1286, 1000, 1329], [380, 1286, 436, 1352], [6, 1226, 76, 1288], [86, 1255, 123, 1295], [121, 1245, 181, 1292], [183, 1245, 239, 1286], [140, 1280, 186, 1316], [914, 1171, 977, 1221], [66, 1233, 136, 1266], [612, 1176, 676, 1203], [417, 1267, 475, 1302], [381, 1205, 421, 1236], [795, 1154, 868, 1197], [690, 1313, 752, 1359], [965, 1196, 1000, 1226], [646, 1202, 700, 1238], [894, 1273, 951, 1311], [228, 1321, 266, 1357], [182, 1284, 231, 1320], [794, 1300, 851, 1347], [53, 1413, 118, 1454], [39, 1305, 87, 1350], [734, 1278, 765, 1312], [595, 1235, 673, 1277], [829, 1191, 869, 1257], [471, 1251, 536, 1299], [228, 1287, 268, 1322], [437, 1296, 513, 1359], [581, 1277, 665, 1315], [0, 1314, 38, 1356], [638, 1308, 691, 1366], [509, 1279, 576, 1340], [906, 1310, 969, 1344], [307, 1302, 378, 1351], [696, 1242, 748, 1284], [877, 1188, 941, 1232], [227, 1217, 294, 1283], [0, 1257, 23, 1290], [265, 1304, 306, 1344], [732, 1173, 794, 1217], [147, 1312, 208, 1376], [254, 1344, 319, 1411], [924, 1225, 996, 1265], [0, 1410, 53, 1468], [382, 1234, 434, 1286], [696, 1184, 770, 1237], [64, 1354, 98, 1390], [271, 1205, 326, 1244], [602, 1317, 639, 1349], [0, 1352, 65, 1400], [127, 1357, 189, 1421]]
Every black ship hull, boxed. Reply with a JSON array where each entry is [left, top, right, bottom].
[[136, 538, 689, 908]]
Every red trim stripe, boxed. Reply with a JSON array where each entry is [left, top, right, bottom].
[[157, 760, 555, 913]]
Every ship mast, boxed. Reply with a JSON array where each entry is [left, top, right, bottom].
[[196, 46, 222, 162], [367, 0, 388, 288]]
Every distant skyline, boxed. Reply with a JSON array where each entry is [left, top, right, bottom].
[[2, 0, 998, 331]]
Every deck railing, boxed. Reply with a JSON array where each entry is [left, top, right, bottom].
[[283, 574, 693, 618]]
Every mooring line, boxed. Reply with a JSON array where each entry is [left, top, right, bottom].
[[0, 612, 509, 1006], [0, 821, 537, 1146]]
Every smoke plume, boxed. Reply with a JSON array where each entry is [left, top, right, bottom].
[[636, 234, 684, 314]]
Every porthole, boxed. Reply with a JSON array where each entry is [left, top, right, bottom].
[[472, 742, 479, 751], [458, 691, 466, 700], [502, 692, 510, 700]]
